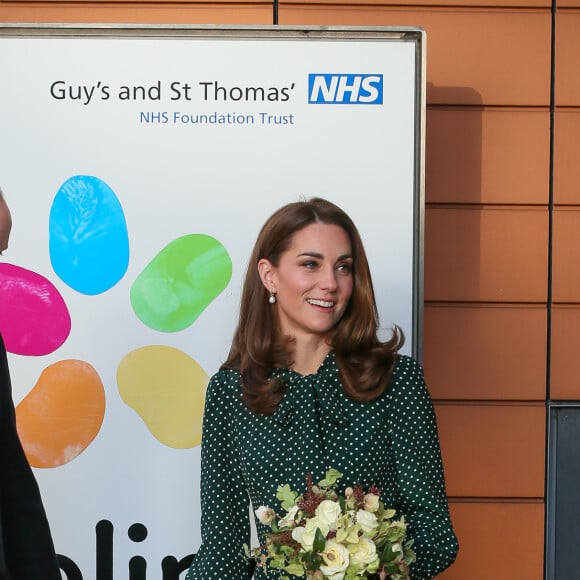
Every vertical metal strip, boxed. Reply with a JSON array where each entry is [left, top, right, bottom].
[[544, 1, 557, 578]]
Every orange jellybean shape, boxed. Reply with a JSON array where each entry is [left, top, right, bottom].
[[16, 360, 106, 468]]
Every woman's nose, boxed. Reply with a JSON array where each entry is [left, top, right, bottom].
[[318, 267, 338, 291]]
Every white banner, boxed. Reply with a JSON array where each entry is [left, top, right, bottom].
[[0, 25, 425, 579]]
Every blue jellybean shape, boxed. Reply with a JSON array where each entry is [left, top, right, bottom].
[[49, 175, 129, 295]]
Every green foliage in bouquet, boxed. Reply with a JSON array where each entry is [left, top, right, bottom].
[[246, 469, 416, 580]]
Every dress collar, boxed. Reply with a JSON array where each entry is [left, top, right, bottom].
[[270, 351, 351, 428]]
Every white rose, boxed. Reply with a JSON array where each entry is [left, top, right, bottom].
[[320, 540, 350, 578], [292, 517, 328, 550], [255, 506, 275, 525], [348, 536, 378, 566], [278, 505, 299, 529], [291, 526, 307, 547], [315, 499, 342, 529], [356, 509, 378, 533], [363, 493, 380, 513]]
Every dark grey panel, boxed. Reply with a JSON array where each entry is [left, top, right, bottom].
[[547, 405, 580, 580]]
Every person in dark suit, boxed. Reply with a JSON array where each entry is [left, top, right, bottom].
[[0, 189, 61, 579]]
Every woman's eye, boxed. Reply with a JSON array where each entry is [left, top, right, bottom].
[[303, 260, 317, 269], [337, 263, 352, 273]]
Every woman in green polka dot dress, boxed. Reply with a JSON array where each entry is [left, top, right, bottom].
[[187, 198, 459, 579]]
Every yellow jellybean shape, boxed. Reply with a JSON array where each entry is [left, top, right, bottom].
[[117, 346, 207, 448]]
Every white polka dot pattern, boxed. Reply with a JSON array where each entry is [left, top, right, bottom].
[[186, 353, 458, 579]]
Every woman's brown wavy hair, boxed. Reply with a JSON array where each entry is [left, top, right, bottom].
[[222, 197, 404, 415]]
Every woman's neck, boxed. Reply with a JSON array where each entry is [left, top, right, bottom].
[[291, 336, 331, 376]]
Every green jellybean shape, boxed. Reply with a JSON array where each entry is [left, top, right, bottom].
[[130, 234, 232, 332]]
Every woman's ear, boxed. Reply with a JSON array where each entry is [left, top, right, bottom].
[[257, 258, 276, 293]]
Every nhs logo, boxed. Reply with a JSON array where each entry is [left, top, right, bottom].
[[308, 74, 383, 104]]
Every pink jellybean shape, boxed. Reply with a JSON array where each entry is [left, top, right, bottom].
[[0, 263, 71, 355]]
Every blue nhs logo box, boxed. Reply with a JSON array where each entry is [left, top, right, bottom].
[[308, 74, 383, 104]]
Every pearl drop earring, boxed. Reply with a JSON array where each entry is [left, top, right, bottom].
[[268, 292, 276, 304]]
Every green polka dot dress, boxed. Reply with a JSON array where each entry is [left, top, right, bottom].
[[186, 353, 458, 579]]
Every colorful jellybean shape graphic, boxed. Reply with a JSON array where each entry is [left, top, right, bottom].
[[16, 360, 106, 468], [49, 175, 129, 295], [117, 346, 208, 448], [0, 263, 71, 356], [130, 234, 232, 332]]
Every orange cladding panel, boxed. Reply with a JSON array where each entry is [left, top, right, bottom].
[[438, 501, 544, 580], [551, 305, 580, 400], [0, 4, 272, 23], [282, 0, 550, 5], [552, 208, 580, 303], [435, 403, 545, 498], [424, 207, 548, 303], [554, 109, 580, 205], [426, 107, 550, 205], [555, 10, 580, 105], [280, 7, 551, 106], [424, 304, 546, 401]]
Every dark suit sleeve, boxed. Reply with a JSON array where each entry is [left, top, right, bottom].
[[0, 335, 62, 580]]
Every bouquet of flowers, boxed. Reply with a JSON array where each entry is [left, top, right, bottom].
[[247, 469, 415, 580]]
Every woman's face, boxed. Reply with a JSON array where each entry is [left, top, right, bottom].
[[259, 222, 354, 343]]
